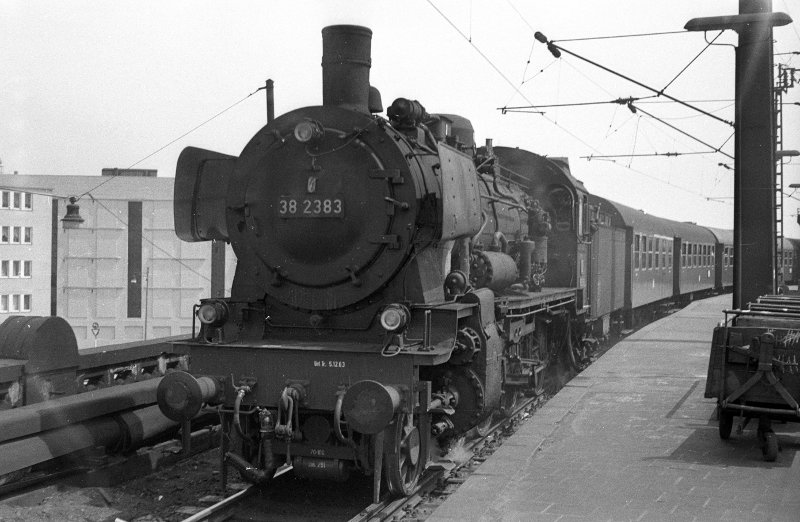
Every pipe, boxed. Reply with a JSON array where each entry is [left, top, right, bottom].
[[0, 404, 178, 477], [0, 377, 163, 444], [225, 451, 270, 484]]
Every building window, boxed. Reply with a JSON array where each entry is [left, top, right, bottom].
[[23, 260, 31, 277], [0, 191, 32, 210], [0, 260, 7, 277], [23, 226, 31, 244], [0, 294, 31, 313], [12, 227, 20, 244]]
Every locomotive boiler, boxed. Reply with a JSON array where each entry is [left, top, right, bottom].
[[157, 25, 582, 498]]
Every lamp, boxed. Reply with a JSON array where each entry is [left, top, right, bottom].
[[61, 197, 84, 229]]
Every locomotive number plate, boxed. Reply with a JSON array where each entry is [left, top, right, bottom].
[[277, 197, 344, 218]]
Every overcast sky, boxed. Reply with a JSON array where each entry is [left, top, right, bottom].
[[2, 1, 799, 233]]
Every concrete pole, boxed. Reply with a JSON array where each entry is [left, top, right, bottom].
[[734, 0, 777, 307]]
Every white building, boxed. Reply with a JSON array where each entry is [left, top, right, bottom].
[[0, 170, 235, 348]]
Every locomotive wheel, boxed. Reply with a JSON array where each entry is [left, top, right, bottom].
[[384, 412, 422, 496], [718, 410, 733, 440], [762, 431, 778, 462]]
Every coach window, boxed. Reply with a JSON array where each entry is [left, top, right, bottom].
[[667, 240, 673, 270], [640, 236, 646, 269], [634, 234, 640, 270], [646, 236, 652, 269], [654, 238, 660, 268]]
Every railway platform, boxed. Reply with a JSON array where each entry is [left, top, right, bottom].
[[428, 294, 800, 522]]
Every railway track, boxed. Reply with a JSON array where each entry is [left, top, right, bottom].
[[182, 393, 548, 522]]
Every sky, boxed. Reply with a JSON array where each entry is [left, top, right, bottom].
[[2, 0, 799, 234]]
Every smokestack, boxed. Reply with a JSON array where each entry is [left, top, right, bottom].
[[321, 25, 372, 113]]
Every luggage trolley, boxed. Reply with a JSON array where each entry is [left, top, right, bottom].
[[705, 295, 800, 461]]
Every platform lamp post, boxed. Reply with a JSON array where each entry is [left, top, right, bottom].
[[685, 2, 793, 308]]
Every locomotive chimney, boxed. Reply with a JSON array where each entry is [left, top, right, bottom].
[[322, 25, 373, 113]]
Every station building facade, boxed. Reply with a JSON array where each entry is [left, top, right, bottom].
[[0, 170, 234, 349]]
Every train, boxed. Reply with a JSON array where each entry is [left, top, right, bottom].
[[156, 24, 754, 499]]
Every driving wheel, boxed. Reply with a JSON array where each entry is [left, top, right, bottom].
[[384, 412, 422, 496]]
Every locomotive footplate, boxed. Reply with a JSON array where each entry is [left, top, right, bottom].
[[495, 287, 580, 316]]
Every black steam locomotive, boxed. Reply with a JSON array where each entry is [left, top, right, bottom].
[[157, 25, 587, 498], [156, 25, 736, 498]]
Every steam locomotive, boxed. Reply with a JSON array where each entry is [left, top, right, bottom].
[[156, 25, 738, 499]]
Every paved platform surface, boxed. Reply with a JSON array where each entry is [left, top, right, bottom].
[[428, 295, 800, 522]]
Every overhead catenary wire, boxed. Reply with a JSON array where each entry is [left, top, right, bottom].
[[552, 30, 687, 43], [533, 31, 735, 128], [425, 0, 604, 155], [92, 197, 212, 283], [582, 151, 715, 159], [502, 96, 655, 112], [75, 89, 259, 201], [536, 33, 734, 127], [431, 1, 735, 205], [630, 103, 734, 159], [660, 30, 724, 92]]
